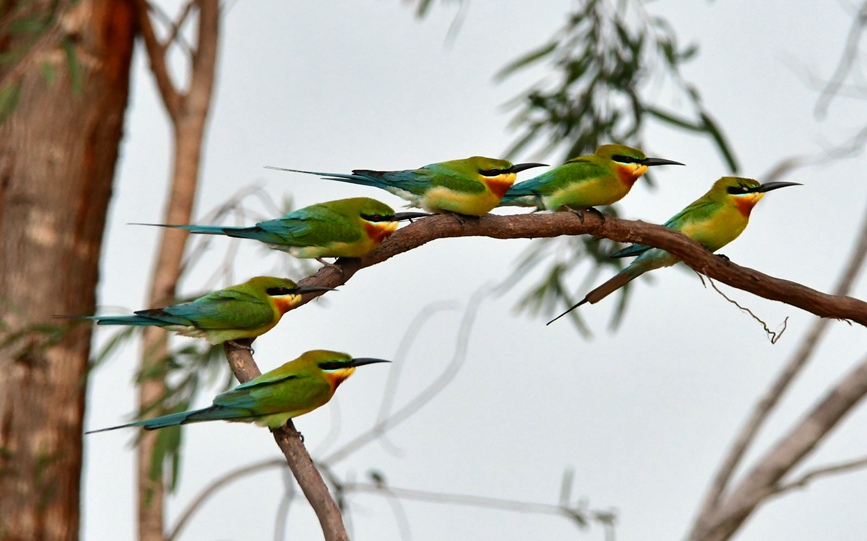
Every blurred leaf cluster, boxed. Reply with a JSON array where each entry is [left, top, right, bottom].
[[0, 0, 82, 123], [93, 325, 230, 495], [495, 0, 737, 331]]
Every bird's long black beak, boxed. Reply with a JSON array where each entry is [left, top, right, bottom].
[[639, 157, 684, 167], [392, 211, 432, 221], [757, 181, 802, 193], [294, 286, 337, 295], [509, 162, 548, 174], [348, 357, 391, 368]]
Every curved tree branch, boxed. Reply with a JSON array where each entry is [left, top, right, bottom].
[[208, 210, 863, 541], [285, 213, 867, 326]]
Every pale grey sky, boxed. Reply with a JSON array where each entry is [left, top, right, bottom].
[[85, 2, 867, 540]]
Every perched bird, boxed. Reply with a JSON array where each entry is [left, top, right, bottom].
[[75, 276, 331, 344], [267, 157, 547, 216], [86, 350, 390, 432], [499, 144, 683, 211], [142, 197, 429, 259], [547, 177, 801, 324]]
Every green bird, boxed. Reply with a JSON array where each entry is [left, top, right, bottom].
[[548, 177, 801, 324], [267, 157, 547, 216], [143, 197, 428, 259], [75, 276, 330, 344], [499, 144, 683, 211], [86, 350, 390, 432]]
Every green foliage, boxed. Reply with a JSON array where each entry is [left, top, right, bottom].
[[136, 341, 229, 494], [498, 208, 633, 334], [0, 320, 69, 364], [411, 0, 463, 18], [88, 323, 231, 495], [61, 36, 83, 95], [0, 1, 84, 123], [497, 0, 737, 331]]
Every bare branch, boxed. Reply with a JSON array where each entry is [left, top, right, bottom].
[[144, 1, 194, 57], [688, 204, 867, 538], [168, 458, 285, 541], [369, 300, 462, 456], [134, 0, 182, 120], [692, 354, 867, 541], [321, 286, 491, 465], [343, 481, 615, 529], [815, 0, 867, 117], [772, 455, 867, 496], [283, 213, 867, 327]]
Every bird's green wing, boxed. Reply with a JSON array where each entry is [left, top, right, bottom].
[[217, 371, 332, 415], [157, 289, 274, 330], [662, 198, 721, 232], [423, 163, 486, 194], [257, 205, 363, 246], [505, 157, 607, 197]]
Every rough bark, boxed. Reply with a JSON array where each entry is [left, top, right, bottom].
[[0, 1, 135, 540]]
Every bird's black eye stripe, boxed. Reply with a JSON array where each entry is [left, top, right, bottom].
[[478, 168, 506, 176], [726, 185, 753, 195], [611, 154, 639, 164], [266, 286, 296, 296], [360, 213, 389, 221], [318, 361, 350, 370]]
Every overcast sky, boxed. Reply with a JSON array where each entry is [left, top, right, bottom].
[[84, 2, 867, 540]]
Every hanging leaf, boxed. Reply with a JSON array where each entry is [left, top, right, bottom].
[[0, 83, 21, 124]]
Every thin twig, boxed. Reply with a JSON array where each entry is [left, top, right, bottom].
[[321, 285, 493, 465], [814, 0, 867, 117], [168, 458, 285, 540], [701, 274, 789, 344], [273, 466, 297, 541], [370, 300, 462, 457], [343, 481, 612, 529], [772, 455, 867, 496], [144, 0, 194, 57]]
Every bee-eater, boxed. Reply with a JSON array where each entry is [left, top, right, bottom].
[[547, 177, 801, 324], [143, 197, 429, 259], [76, 276, 331, 344], [267, 157, 547, 216], [86, 350, 390, 432], [499, 144, 683, 211]]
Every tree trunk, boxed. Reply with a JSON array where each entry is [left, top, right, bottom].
[[0, 1, 135, 540]]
